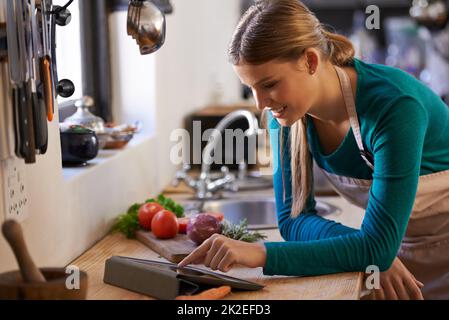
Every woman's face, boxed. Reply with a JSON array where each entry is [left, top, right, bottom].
[[233, 57, 318, 127]]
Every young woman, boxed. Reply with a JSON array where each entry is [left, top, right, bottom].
[[179, 0, 449, 300]]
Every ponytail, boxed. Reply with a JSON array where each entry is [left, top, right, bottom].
[[322, 29, 355, 66]]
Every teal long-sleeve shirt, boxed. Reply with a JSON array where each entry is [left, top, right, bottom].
[[263, 58, 449, 276]]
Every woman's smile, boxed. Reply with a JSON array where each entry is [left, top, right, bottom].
[[268, 105, 287, 118]]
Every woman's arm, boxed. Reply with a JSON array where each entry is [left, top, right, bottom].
[[264, 97, 428, 276]]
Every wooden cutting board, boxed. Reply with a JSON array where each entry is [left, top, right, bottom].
[[135, 230, 198, 263]]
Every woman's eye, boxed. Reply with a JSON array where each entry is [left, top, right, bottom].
[[263, 82, 277, 89]]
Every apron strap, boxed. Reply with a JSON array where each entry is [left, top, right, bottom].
[[334, 66, 374, 171]]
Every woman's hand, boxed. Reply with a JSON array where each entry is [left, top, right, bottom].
[[178, 234, 266, 272], [373, 257, 424, 300]]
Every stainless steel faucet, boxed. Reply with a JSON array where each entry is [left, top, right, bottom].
[[173, 110, 259, 199]]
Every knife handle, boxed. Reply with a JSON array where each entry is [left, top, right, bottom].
[[15, 84, 36, 163], [41, 56, 54, 122], [32, 86, 48, 154], [12, 88, 22, 158], [23, 84, 36, 164]]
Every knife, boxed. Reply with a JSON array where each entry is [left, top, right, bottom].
[[6, 0, 36, 163], [49, 4, 59, 103], [6, 0, 22, 157], [17, 0, 36, 163], [40, 0, 55, 122], [29, 0, 48, 154]]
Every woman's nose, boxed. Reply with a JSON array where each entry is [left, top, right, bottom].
[[253, 90, 272, 111]]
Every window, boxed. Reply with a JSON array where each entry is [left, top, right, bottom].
[[54, 0, 83, 104], [55, 0, 165, 130]]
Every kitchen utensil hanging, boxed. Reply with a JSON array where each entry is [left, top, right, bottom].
[[127, 0, 166, 55], [30, 0, 48, 154], [4, 0, 76, 163], [6, 0, 36, 163]]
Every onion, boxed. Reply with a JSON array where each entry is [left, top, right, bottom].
[[187, 214, 222, 245]]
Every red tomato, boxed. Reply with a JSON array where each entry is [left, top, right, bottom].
[[151, 210, 179, 239], [138, 202, 164, 230], [177, 217, 190, 234], [204, 212, 224, 222]]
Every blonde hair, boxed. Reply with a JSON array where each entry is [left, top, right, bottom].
[[228, 0, 355, 217]]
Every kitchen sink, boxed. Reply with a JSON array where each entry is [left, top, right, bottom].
[[182, 198, 341, 230]]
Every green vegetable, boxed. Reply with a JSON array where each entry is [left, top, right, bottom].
[[146, 194, 184, 218], [221, 219, 267, 243], [111, 194, 185, 238], [110, 203, 141, 238]]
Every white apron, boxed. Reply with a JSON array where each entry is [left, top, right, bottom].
[[317, 66, 449, 299]]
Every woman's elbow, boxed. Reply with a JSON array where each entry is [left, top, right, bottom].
[[277, 213, 317, 241], [369, 247, 397, 272], [278, 219, 300, 241]]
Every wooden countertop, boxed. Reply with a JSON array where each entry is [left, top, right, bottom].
[[71, 184, 365, 300], [71, 232, 363, 300]]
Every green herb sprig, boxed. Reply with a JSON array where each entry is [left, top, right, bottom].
[[110, 203, 141, 238], [221, 219, 267, 242]]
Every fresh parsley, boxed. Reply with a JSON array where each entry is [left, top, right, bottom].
[[110, 203, 141, 238]]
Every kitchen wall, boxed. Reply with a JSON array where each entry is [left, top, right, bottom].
[[153, 0, 243, 182], [0, 0, 242, 273]]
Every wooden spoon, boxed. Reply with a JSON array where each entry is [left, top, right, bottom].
[[2, 220, 46, 283]]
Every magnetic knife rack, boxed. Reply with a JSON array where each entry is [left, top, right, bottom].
[[0, 0, 75, 164]]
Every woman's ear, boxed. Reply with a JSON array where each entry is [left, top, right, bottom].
[[303, 48, 319, 75]]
